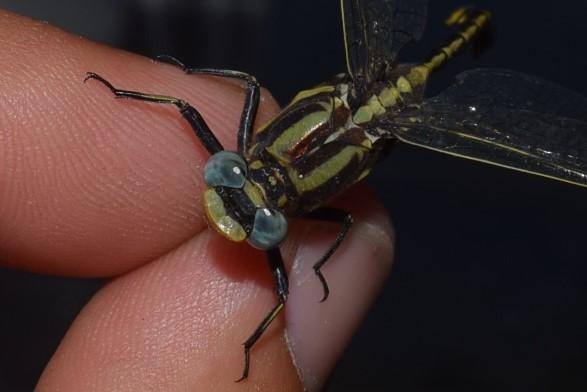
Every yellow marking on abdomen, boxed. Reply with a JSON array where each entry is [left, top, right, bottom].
[[354, 76, 416, 124], [396, 76, 413, 93], [423, 9, 491, 73], [379, 85, 401, 107], [353, 94, 388, 124]]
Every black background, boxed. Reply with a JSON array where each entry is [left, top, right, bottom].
[[1, 1, 586, 391]]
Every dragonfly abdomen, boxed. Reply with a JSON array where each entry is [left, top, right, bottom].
[[352, 72, 422, 125]]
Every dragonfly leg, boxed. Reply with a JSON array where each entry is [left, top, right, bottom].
[[157, 55, 260, 156], [84, 72, 224, 154], [304, 207, 353, 302], [237, 247, 289, 382]]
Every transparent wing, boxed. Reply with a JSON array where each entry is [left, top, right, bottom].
[[341, 0, 428, 86], [427, 69, 587, 121], [389, 69, 587, 187]]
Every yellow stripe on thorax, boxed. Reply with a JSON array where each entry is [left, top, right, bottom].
[[266, 103, 333, 162], [256, 85, 336, 136], [287, 145, 368, 193], [288, 85, 336, 107]]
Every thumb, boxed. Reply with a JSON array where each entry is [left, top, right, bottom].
[[285, 187, 393, 390]]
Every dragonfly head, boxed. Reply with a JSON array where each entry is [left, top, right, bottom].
[[202, 151, 288, 250]]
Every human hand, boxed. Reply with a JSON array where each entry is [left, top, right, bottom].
[[0, 10, 393, 391]]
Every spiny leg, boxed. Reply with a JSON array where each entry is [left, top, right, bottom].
[[84, 72, 224, 155], [303, 207, 353, 302], [157, 55, 260, 156], [237, 247, 289, 382]]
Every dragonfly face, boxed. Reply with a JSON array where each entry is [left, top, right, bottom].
[[202, 151, 288, 250]]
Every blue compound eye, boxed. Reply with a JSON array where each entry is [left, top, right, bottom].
[[204, 151, 248, 188], [248, 208, 288, 250]]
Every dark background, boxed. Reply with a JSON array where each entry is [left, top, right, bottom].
[[1, 1, 586, 391]]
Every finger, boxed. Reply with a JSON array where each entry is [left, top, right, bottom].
[[37, 229, 301, 391], [0, 10, 279, 276], [36, 186, 393, 392]]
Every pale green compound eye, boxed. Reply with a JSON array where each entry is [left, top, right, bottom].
[[247, 208, 288, 250], [204, 151, 248, 188]]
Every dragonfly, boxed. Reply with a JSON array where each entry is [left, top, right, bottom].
[[85, 0, 587, 381]]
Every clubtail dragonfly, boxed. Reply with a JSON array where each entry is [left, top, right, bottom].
[[86, 0, 587, 381]]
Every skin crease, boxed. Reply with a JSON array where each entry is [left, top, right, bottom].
[[0, 10, 394, 392]]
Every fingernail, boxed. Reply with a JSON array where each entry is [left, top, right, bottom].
[[285, 212, 393, 391]]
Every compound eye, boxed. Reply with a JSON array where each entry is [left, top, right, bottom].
[[248, 208, 288, 250], [204, 151, 248, 188]]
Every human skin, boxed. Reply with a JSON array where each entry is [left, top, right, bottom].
[[0, 10, 394, 392]]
